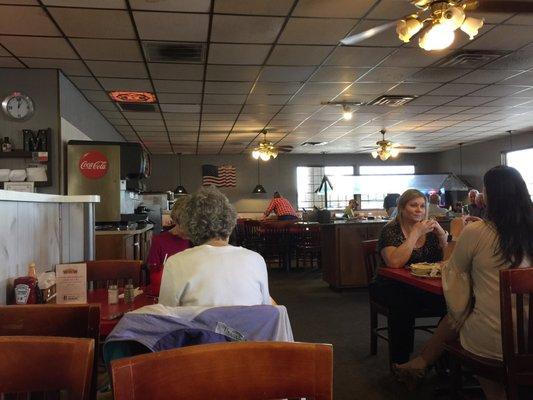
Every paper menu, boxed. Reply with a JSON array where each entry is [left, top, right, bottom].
[[56, 263, 87, 304]]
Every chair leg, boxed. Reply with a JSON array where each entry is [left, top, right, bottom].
[[370, 308, 378, 356]]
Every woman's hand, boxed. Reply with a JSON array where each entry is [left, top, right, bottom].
[[411, 220, 435, 238], [430, 220, 447, 237]]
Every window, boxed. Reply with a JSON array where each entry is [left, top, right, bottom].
[[297, 166, 354, 210], [358, 165, 415, 209], [504, 148, 533, 201]]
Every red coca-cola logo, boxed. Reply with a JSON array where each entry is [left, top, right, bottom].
[[79, 151, 109, 179]]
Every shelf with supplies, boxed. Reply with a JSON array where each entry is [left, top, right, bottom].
[[0, 128, 52, 188]]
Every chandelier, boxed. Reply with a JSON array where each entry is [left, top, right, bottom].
[[252, 142, 278, 161], [396, 1, 484, 51], [372, 145, 400, 161]]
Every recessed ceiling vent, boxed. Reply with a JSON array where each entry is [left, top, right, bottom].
[[301, 141, 328, 146], [143, 41, 205, 63], [369, 95, 416, 107], [435, 50, 510, 68], [117, 103, 158, 112]]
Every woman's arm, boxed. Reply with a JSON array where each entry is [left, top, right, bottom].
[[431, 220, 449, 249]]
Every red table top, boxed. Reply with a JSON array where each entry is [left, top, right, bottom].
[[87, 288, 156, 336], [378, 267, 443, 296]]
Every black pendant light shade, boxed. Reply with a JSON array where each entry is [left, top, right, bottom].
[[174, 154, 188, 195], [252, 160, 266, 194]]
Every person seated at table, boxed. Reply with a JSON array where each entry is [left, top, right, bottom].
[[263, 191, 298, 221], [159, 186, 271, 307], [427, 193, 448, 218], [146, 196, 192, 296], [370, 189, 449, 364], [383, 193, 401, 217], [343, 199, 363, 219], [394, 166, 532, 399], [463, 189, 482, 217], [475, 192, 487, 219]]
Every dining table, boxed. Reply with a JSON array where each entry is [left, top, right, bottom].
[[378, 267, 443, 295], [87, 288, 156, 336]]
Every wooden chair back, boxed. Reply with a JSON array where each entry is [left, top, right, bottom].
[[0, 336, 94, 400], [86, 259, 142, 287], [0, 304, 100, 400], [361, 239, 381, 283], [500, 267, 533, 399], [112, 341, 333, 400]]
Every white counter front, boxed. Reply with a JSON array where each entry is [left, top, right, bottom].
[[0, 191, 98, 304]]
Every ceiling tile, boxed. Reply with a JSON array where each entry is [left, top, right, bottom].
[[130, 0, 210, 12], [21, 58, 91, 75], [149, 63, 204, 80], [156, 93, 202, 103], [380, 48, 453, 68], [279, 18, 357, 45], [359, 67, 421, 83], [98, 77, 152, 91], [253, 82, 301, 94], [213, 0, 293, 16], [92, 100, 118, 111], [133, 11, 208, 41], [0, 5, 59, 36], [483, 44, 533, 70], [0, 36, 78, 58], [293, 0, 374, 18], [466, 25, 533, 51], [342, 20, 400, 47], [48, 8, 135, 39], [212, 15, 284, 43], [407, 68, 472, 83], [71, 38, 143, 61], [429, 83, 486, 96], [87, 61, 147, 78], [0, 0, 38, 4], [386, 82, 440, 95], [206, 65, 261, 81], [208, 43, 270, 65], [153, 80, 203, 93], [325, 46, 394, 67], [259, 66, 315, 82], [366, 0, 417, 20], [43, 0, 125, 7], [409, 96, 457, 106], [299, 82, 351, 95], [204, 81, 254, 94], [310, 66, 369, 82], [454, 69, 524, 84], [267, 45, 333, 66], [470, 85, 532, 97], [499, 70, 533, 85], [0, 57, 24, 67], [203, 104, 243, 113], [447, 96, 497, 106], [69, 76, 102, 90], [82, 90, 110, 102]]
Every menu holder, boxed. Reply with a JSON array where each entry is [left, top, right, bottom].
[[56, 263, 87, 304]]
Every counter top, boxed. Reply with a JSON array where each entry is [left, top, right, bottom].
[[298, 219, 389, 226], [95, 223, 154, 236], [0, 190, 100, 203]]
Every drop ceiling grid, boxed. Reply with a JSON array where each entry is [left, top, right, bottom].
[[0, 1, 531, 154]]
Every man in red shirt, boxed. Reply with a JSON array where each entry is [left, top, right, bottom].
[[263, 192, 298, 221]]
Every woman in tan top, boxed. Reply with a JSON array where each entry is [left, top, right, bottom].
[[395, 166, 532, 399]]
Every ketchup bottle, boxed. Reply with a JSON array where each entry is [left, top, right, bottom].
[[14, 262, 40, 304]]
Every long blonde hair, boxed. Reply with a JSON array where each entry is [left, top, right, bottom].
[[393, 189, 427, 226]]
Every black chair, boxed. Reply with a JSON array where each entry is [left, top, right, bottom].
[[294, 225, 321, 270], [362, 240, 436, 368]]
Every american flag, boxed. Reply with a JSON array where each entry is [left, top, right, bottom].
[[202, 164, 237, 187]]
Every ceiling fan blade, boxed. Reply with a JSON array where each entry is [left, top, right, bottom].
[[394, 145, 417, 149], [278, 148, 293, 153], [276, 145, 294, 150], [340, 21, 396, 45], [475, 1, 533, 13]]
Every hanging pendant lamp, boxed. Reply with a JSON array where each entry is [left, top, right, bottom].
[[252, 160, 266, 194], [174, 153, 188, 195]]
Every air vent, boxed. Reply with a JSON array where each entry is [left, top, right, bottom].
[[369, 95, 416, 107], [143, 41, 205, 63], [117, 103, 158, 112], [435, 50, 510, 68], [301, 141, 328, 146]]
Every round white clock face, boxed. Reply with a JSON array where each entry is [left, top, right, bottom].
[[2, 93, 34, 120]]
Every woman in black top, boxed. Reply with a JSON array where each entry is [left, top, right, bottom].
[[370, 189, 449, 364]]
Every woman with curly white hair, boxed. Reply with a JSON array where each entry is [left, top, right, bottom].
[[158, 186, 271, 307]]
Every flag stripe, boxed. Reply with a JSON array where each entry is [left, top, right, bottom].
[[202, 164, 236, 187]]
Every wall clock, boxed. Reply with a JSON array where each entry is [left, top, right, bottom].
[[2, 92, 35, 120]]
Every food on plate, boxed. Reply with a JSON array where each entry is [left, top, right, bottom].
[[410, 262, 442, 277]]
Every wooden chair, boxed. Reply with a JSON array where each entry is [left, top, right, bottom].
[[444, 267, 533, 399], [294, 225, 322, 270], [86, 259, 142, 288], [500, 267, 533, 399], [0, 336, 94, 400], [362, 240, 436, 367], [111, 342, 333, 400], [0, 304, 100, 400]]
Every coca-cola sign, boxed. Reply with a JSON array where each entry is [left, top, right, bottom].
[[79, 151, 109, 179]]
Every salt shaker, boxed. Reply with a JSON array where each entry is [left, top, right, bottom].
[[124, 279, 135, 305], [108, 282, 118, 305]]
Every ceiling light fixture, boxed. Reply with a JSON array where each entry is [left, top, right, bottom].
[[395, 2, 484, 52], [252, 160, 267, 194], [108, 91, 157, 103], [174, 153, 187, 195], [251, 132, 279, 161], [342, 105, 353, 121]]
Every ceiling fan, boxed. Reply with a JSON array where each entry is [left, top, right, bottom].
[[341, 1, 533, 51], [363, 129, 416, 160], [250, 131, 293, 161]]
